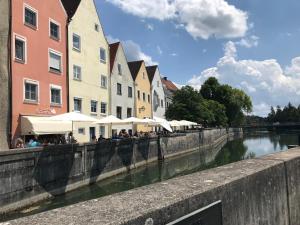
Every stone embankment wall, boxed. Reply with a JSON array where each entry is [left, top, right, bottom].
[[8, 149, 300, 225], [0, 129, 241, 213]]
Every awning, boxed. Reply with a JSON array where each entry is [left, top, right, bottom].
[[21, 116, 72, 135]]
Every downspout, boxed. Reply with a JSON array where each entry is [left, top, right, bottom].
[[66, 18, 70, 112], [8, 0, 12, 148]]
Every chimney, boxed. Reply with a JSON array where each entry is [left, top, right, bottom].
[[163, 77, 168, 81]]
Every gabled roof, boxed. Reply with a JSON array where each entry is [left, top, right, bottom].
[[61, 0, 81, 19], [128, 61, 144, 81], [109, 42, 120, 73], [161, 77, 178, 92], [146, 65, 158, 83]]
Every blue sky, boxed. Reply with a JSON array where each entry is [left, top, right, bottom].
[[95, 0, 300, 116]]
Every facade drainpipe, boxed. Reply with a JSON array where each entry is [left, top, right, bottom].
[[66, 18, 71, 113], [8, 0, 13, 148]]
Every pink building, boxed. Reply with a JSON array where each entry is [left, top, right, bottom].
[[11, 0, 68, 144]]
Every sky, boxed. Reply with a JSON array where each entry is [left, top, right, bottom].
[[95, 0, 300, 117]]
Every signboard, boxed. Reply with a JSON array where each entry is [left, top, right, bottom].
[[167, 201, 222, 225]]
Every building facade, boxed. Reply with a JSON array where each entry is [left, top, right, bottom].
[[10, 0, 68, 144], [110, 42, 135, 134], [66, 0, 110, 142], [146, 66, 165, 119], [0, 0, 10, 149], [161, 77, 178, 110], [128, 61, 152, 132]]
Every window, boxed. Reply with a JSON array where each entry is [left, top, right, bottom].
[[143, 72, 146, 79], [73, 34, 81, 51], [49, 50, 62, 73], [117, 83, 122, 95], [73, 65, 82, 80], [127, 108, 132, 118], [157, 81, 160, 87], [143, 93, 146, 101], [116, 107, 122, 119], [50, 20, 60, 40], [161, 99, 164, 107], [24, 80, 38, 102], [138, 90, 140, 100], [100, 48, 106, 63], [118, 63, 122, 75], [78, 128, 85, 135], [24, 6, 37, 28], [148, 94, 150, 103], [95, 23, 99, 32], [101, 102, 107, 114], [50, 85, 62, 105], [74, 98, 82, 112], [101, 75, 107, 88], [91, 101, 98, 113], [15, 36, 26, 62], [99, 126, 105, 136], [128, 86, 133, 98]]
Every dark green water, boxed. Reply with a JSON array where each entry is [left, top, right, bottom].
[[2, 130, 300, 222]]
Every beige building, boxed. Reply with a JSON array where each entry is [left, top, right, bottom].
[[128, 61, 152, 132], [67, 0, 110, 142]]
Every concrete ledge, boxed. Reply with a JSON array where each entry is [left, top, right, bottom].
[[6, 148, 300, 225]]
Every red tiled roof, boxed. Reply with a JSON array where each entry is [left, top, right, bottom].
[[109, 42, 120, 73], [161, 78, 178, 92]]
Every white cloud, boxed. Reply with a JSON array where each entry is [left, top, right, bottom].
[[188, 41, 300, 116], [170, 53, 178, 57], [107, 0, 248, 39], [235, 35, 259, 48], [107, 35, 158, 66], [157, 46, 163, 55], [146, 24, 154, 31], [285, 57, 300, 77]]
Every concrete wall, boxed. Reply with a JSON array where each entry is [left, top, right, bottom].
[[8, 149, 300, 225], [0, 129, 238, 213], [0, 0, 10, 150]]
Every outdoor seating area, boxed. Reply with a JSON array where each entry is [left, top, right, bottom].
[[15, 112, 199, 149]]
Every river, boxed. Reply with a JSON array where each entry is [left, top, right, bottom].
[[1, 130, 299, 222]]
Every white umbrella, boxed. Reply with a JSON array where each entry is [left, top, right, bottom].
[[153, 117, 173, 132], [49, 112, 100, 123], [94, 115, 123, 125], [169, 120, 182, 127], [122, 117, 148, 125], [179, 120, 198, 126]]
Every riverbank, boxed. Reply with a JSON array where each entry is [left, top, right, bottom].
[[0, 128, 242, 215]]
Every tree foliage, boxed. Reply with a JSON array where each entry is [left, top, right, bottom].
[[166, 77, 252, 127], [267, 103, 300, 123]]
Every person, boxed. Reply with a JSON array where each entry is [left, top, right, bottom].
[[68, 132, 77, 144], [28, 136, 40, 148], [98, 135, 105, 142], [15, 138, 24, 149], [91, 135, 97, 143]]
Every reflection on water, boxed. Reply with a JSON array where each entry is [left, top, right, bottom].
[[2, 130, 299, 222]]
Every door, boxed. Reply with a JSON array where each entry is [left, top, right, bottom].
[[89, 127, 96, 141]]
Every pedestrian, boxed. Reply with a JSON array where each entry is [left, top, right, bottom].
[[15, 138, 25, 149]]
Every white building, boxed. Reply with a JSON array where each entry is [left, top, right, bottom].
[[146, 66, 166, 119], [110, 42, 135, 135]]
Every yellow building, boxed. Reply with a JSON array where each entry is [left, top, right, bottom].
[[67, 0, 110, 142], [128, 61, 152, 132]]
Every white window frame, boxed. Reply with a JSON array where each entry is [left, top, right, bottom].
[[100, 102, 107, 115], [100, 75, 107, 89], [23, 3, 38, 30], [128, 86, 133, 98], [49, 18, 61, 41], [73, 33, 81, 52], [100, 47, 106, 63], [13, 33, 27, 63], [117, 83, 122, 96], [73, 65, 82, 81], [23, 78, 39, 103], [91, 100, 98, 114], [48, 48, 63, 74], [73, 97, 82, 113], [50, 84, 62, 106]]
